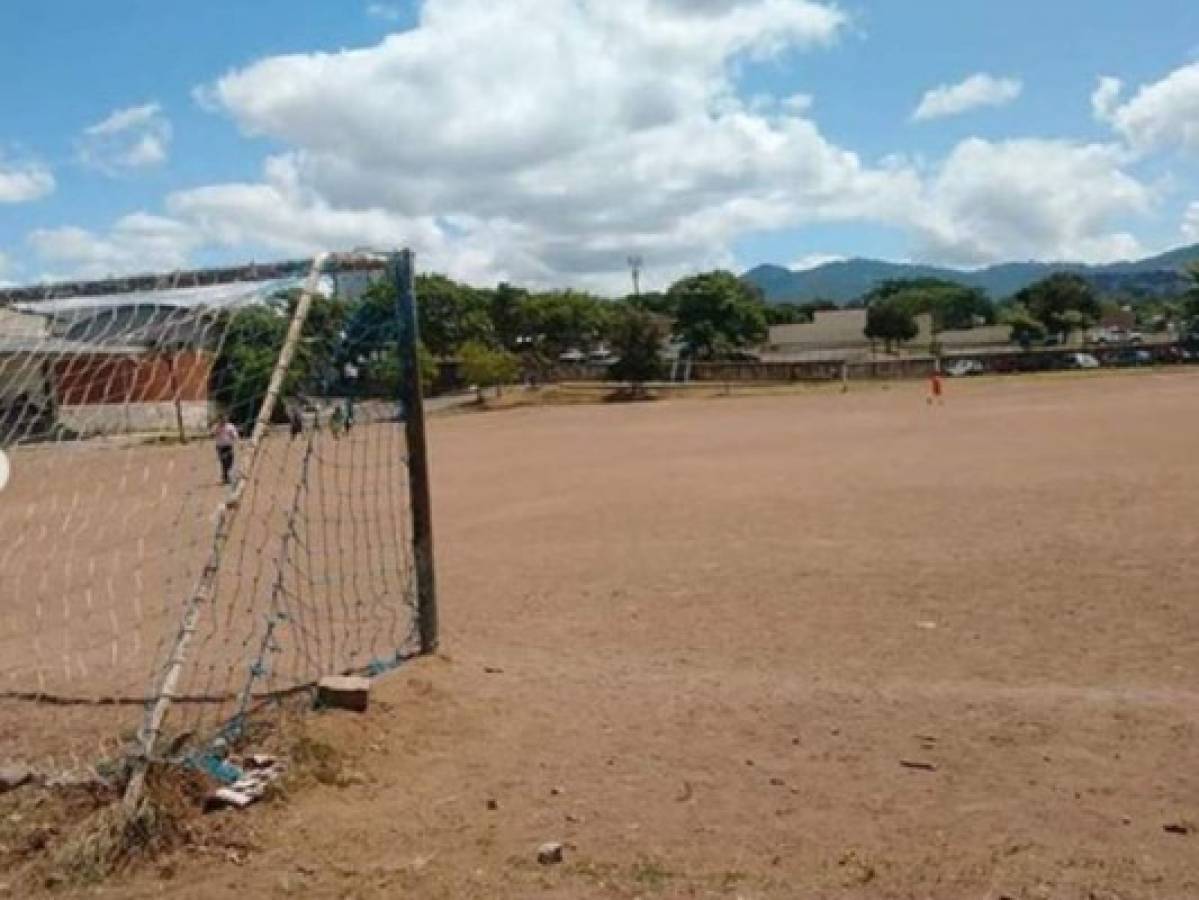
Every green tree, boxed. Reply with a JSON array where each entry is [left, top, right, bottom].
[[210, 294, 347, 429], [863, 301, 919, 353], [209, 307, 286, 429], [1132, 298, 1177, 333], [334, 279, 446, 398], [1002, 306, 1048, 350], [798, 300, 839, 320], [668, 270, 768, 359], [1014, 273, 1101, 341], [460, 340, 521, 400], [1182, 264, 1199, 334], [365, 343, 438, 396], [484, 282, 531, 350], [346, 275, 492, 360], [517, 290, 611, 357], [344, 280, 400, 364], [607, 308, 664, 395], [625, 290, 677, 318], [764, 300, 840, 326], [417, 274, 495, 357], [764, 303, 805, 326], [865, 279, 993, 331]]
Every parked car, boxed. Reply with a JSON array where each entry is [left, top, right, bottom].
[[944, 359, 985, 377], [1109, 349, 1152, 367], [558, 349, 587, 363], [1093, 327, 1144, 345], [1062, 352, 1100, 370]]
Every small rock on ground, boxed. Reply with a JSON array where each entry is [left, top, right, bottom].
[[537, 842, 564, 865], [0, 767, 33, 793]]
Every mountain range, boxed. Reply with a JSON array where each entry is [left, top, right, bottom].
[[743, 244, 1199, 304]]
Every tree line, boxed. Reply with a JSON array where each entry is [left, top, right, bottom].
[[211, 270, 777, 421], [211, 264, 1199, 422]]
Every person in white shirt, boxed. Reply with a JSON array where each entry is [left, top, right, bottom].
[[213, 416, 239, 485]]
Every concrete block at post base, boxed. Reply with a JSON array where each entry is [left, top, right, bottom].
[[316, 676, 372, 713]]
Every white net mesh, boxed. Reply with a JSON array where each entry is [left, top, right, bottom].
[[0, 254, 423, 776]]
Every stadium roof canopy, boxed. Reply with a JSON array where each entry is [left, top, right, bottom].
[[0, 335, 146, 355], [14, 277, 306, 316]]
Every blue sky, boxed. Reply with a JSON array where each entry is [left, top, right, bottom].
[[2, 0, 1199, 292]]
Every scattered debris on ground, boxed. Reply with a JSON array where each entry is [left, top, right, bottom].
[[316, 676, 372, 713], [537, 842, 565, 865], [0, 767, 34, 794], [203, 756, 287, 813]]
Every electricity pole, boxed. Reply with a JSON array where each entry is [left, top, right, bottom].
[[627, 255, 644, 300]]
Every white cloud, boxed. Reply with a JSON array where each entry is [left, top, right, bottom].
[[0, 156, 55, 203], [366, 3, 404, 21], [1183, 202, 1199, 243], [18, 1, 1163, 287], [913, 138, 1151, 266], [77, 102, 172, 174], [912, 73, 1023, 122], [27, 213, 200, 277], [791, 252, 844, 270], [86, 104, 160, 137], [1091, 76, 1123, 122], [172, 0, 890, 289], [782, 92, 814, 113], [1095, 63, 1199, 155]]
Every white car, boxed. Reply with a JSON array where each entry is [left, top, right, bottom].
[[944, 359, 985, 377], [1093, 327, 1144, 345], [1064, 352, 1100, 370]]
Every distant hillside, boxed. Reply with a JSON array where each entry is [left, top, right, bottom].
[[744, 244, 1199, 304]]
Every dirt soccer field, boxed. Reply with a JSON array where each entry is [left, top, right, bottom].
[[28, 371, 1199, 897], [0, 407, 418, 774]]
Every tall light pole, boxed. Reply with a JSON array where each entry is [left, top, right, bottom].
[[627, 255, 644, 300]]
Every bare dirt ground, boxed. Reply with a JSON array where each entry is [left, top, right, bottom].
[[0, 406, 417, 773], [17, 370, 1199, 898]]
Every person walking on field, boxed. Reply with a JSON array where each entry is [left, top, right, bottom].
[[927, 369, 944, 406], [213, 415, 239, 484]]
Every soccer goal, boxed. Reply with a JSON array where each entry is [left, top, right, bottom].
[[0, 249, 436, 800]]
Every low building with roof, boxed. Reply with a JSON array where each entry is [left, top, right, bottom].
[[762, 308, 1013, 361], [0, 279, 298, 441]]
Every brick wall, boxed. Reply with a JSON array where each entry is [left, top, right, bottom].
[[53, 350, 212, 406]]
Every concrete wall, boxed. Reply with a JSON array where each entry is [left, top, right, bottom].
[[937, 324, 1013, 348], [0, 312, 53, 405], [770, 311, 1014, 356], [692, 358, 937, 383], [768, 310, 869, 350], [0, 356, 52, 404], [0, 308, 48, 337], [57, 401, 212, 438], [768, 310, 935, 353], [556, 357, 938, 384]]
